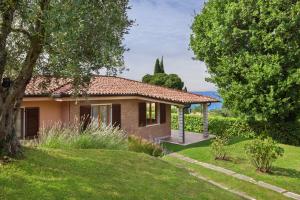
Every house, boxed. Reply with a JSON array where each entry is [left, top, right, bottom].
[[17, 76, 218, 143]]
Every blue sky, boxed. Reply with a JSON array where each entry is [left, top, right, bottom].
[[121, 0, 217, 91]]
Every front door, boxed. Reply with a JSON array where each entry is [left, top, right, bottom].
[[25, 108, 39, 139]]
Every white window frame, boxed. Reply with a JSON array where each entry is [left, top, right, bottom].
[[145, 102, 160, 127]]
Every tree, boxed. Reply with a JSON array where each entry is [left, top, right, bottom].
[[159, 56, 165, 73], [142, 73, 184, 90], [164, 74, 184, 90], [0, 0, 132, 156], [142, 74, 152, 83], [146, 73, 168, 86], [154, 58, 161, 74], [190, 0, 300, 124]]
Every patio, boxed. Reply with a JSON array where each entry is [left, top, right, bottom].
[[159, 101, 215, 146], [161, 130, 215, 146]]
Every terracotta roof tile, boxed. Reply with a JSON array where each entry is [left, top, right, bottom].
[[25, 76, 218, 104]]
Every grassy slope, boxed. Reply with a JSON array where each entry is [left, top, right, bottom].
[[164, 156, 289, 200], [164, 138, 300, 194], [0, 148, 241, 200]]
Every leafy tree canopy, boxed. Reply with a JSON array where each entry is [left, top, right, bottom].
[[0, 0, 132, 156], [190, 0, 300, 123], [142, 73, 184, 90], [143, 57, 184, 90]]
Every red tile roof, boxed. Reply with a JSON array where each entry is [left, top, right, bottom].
[[25, 76, 219, 104]]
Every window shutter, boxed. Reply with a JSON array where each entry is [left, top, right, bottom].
[[80, 105, 91, 130], [139, 102, 146, 127], [112, 104, 121, 128], [160, 103, 166, 124]]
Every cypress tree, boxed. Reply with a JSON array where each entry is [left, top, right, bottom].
[[154, 58, 161, 74], [160, 56, 165, 73]]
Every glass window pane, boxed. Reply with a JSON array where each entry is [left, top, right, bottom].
[[91, 106, 99, 125], [99, 105, 107, 126], [151, 103, 156, 120], [146, 103, 150, 119]]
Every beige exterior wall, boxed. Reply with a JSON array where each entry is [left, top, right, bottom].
[[21, 98, 171, 139], [21, 100, 64, 129]]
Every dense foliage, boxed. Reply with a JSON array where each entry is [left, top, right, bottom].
[[244, 136, 284, 173], [190, 0, 300, 124], [142, 73, 184, 90], [154, 57, 164, 74], [142, 57, 184, 90], [172, 113, 300, 145], [171, 114, 240, 136]]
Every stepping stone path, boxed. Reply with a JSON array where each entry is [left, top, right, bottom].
[[169, 153, 300, 200]]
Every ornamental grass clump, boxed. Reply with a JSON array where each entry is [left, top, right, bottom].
[[244, 136, 284, 173], [39, 121, 128, 150], [128, 135, 165, 157]]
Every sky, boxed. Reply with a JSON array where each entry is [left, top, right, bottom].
[[121, 0, 217, 91]]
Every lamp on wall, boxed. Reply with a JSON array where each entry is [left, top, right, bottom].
[[2, 77, 12, 88]]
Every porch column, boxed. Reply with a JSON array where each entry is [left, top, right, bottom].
[[202, 103, 209, 137], [178, 106, 185, 143]]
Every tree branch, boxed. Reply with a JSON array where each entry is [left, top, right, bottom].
[[4, 0, 50, 105], [0, 1, 17, 99]]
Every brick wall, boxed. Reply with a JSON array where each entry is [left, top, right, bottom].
[[68, 99, 171, 140]]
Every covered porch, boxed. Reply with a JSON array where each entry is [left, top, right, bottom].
[[163, 130, 215, 146], [162, 102, 214, 145]]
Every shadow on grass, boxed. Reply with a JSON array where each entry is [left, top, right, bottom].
[[163, 136, 250, 153], [271, 167, 300, 179], [163, 139, 212, 153]]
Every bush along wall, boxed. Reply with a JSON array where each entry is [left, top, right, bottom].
[[171, 114, 240, 136]]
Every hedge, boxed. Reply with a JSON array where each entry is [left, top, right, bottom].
[[171, 114, 240, 136], [172, 114, 300, 146]]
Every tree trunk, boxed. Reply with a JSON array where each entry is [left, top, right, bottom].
[[0, 97, 22, 157]]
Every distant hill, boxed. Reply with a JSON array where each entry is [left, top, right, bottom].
[[192, 91, 223, 110]]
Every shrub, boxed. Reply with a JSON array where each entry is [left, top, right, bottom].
[[250, 121, 300, 146], [211, 136, 229, 160], [244, 136, 284, 173], [171, 114, 241, 137], [225, 120, 255, 139], [128, 136, 164, 157], [39, 122, 128, 150]]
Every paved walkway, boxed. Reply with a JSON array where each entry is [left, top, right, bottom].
[[161, 130, 215, 146], [169, 153, 300, 200]]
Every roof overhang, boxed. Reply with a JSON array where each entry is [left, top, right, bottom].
[[23, 94, 219, 106]]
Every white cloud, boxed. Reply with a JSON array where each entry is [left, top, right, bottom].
[[122, 0, 217, 91]]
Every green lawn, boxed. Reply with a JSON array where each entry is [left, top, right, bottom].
[[164, 137, 300, 194], [164, 156, 289, 200], [0, 148, 242, 200]]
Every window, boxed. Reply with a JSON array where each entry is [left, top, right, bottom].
[[91, 105, 112, 127], [146, 102, 158, 125], [139, 102, 162, 127]]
